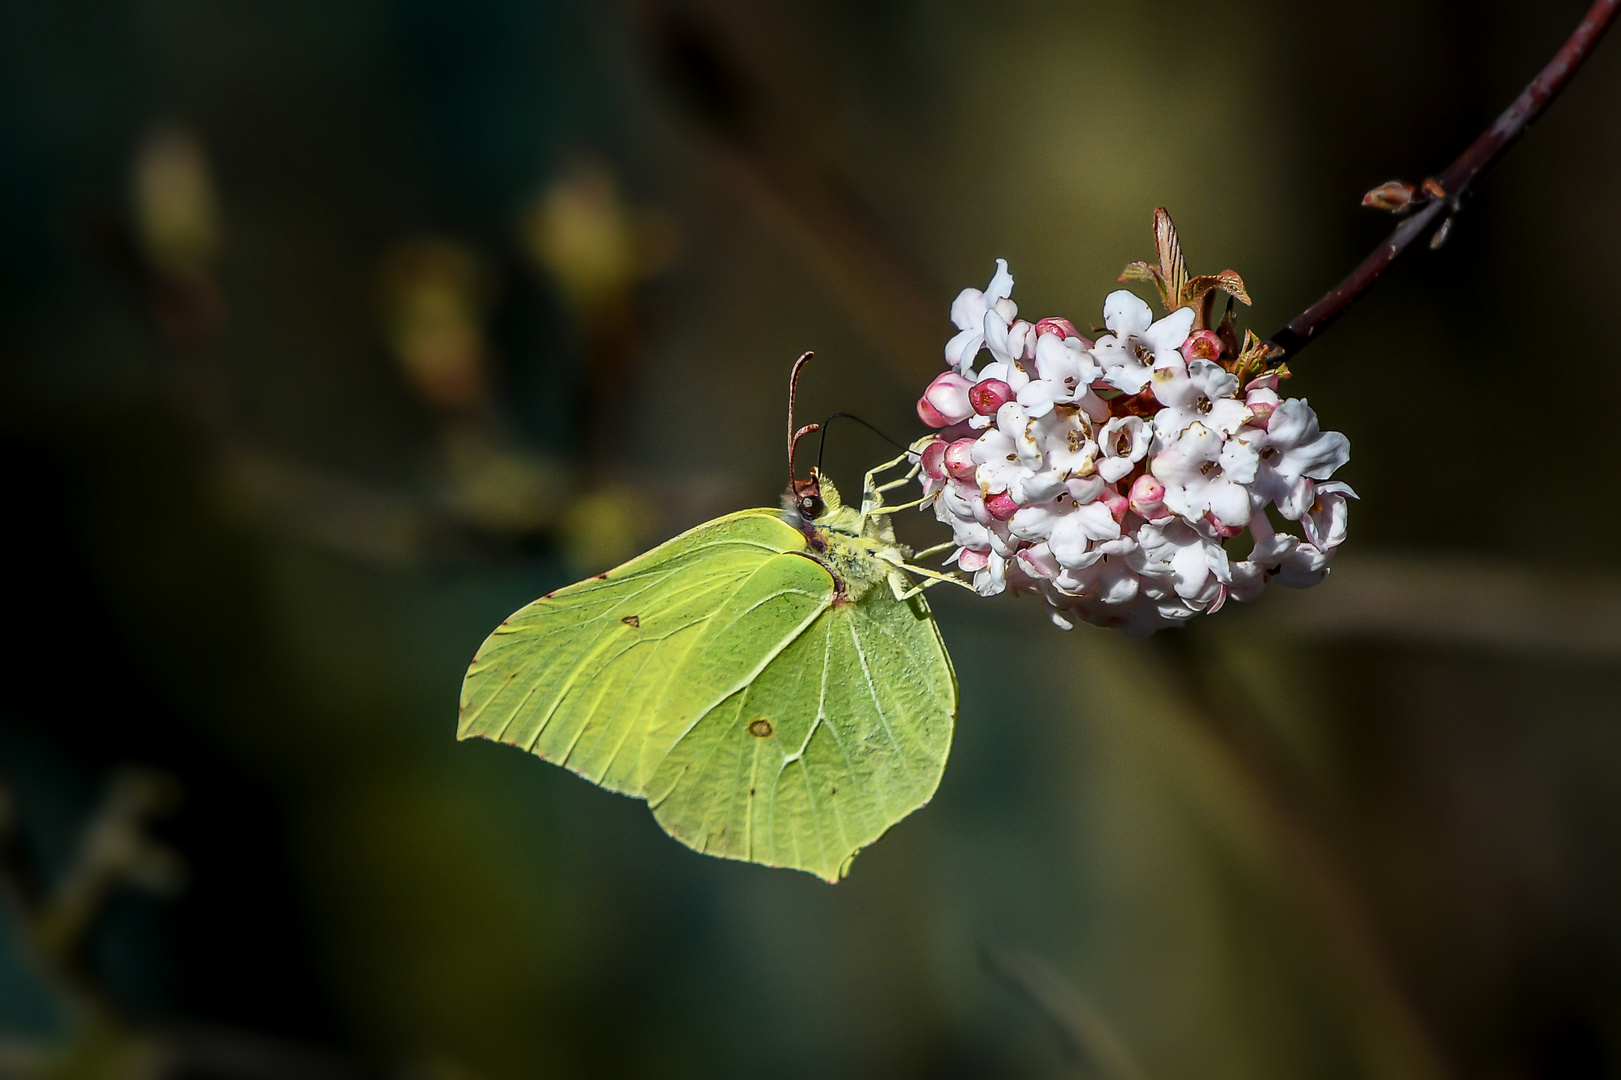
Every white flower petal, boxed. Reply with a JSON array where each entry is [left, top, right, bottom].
[[945, 326, 984, 371], [1206, 479, 1251, 528], [950, 287, 987, 332], [1142, 306, 1195, 353], [1280, 430, 1351, 480], [985, 259, 1014, 305], [1102, 290, 1153, 338]]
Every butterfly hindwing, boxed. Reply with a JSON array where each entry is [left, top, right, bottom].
[[646, 578, 956, 882]]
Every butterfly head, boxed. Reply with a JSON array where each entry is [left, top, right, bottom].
[[786, 468, 845, 526]]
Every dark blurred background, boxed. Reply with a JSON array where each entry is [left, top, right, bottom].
[[2, 1, 1619, 1077]]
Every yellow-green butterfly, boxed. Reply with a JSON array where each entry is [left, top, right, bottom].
[[458, 354, 966, 881]]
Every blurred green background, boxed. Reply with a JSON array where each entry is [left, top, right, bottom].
[[2, 1, 1620, 1076]]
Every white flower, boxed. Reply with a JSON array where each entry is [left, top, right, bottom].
[[1150, 422, 1258, 529], [1151, 359, 1250, 439], [945, 259, 1014, 374], [984, 309, 1036, 367], [994, 401, 1046, 471], [1047, 499, 1121, 569], [1042, 408, 1098, 479], [1011, 469, 1068, 504], [918, 254, 1353, 635], [1057, 562, 1140, 610], [970, 428, 1028, 495], [1252, 398, 1351, 519], [1015, 542, 1061, 582], [1133, 519, 1229, 607], [1096, 415, 1150, 483], [1227, 506, 1299, 601], [1093, 291, 1195, 394], [1273, 543, 1333, 589], [1006, 480, 1119, 570], [974, 548, 1010, 596], [1303, 480, 1357, 552], [1017, 331, 1104, 418]]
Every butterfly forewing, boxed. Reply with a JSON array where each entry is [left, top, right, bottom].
[[459, 510, 817, 795]]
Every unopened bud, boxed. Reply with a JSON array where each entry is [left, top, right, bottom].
[[917, 371, 974, 427], [1181, 329, 1223, 363], [1034, 316, 1086, 344], [943, 438, 978, 481], [1245, 387, 1280, 430], [1128, 473, 1169, 520], [968, 378, 1014, 415], [985, 491, 1019, 521], [1099, 486, 1129, 526], [920, 439, 947, 481], [1362, 180, 1416, 212]]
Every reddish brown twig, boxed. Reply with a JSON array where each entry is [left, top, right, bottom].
[[1267, 0, 1620, 360]]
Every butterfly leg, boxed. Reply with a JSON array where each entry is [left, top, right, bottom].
[[864, 494, 932, 517], [859, 450, 914, 496], [912, 540, 956, 560], [860, 436, 937, 516], [872, 470, 920, 496], [857, 450, 914, 517], [863, 435, 937, 496], [887, 564, 974, 601]]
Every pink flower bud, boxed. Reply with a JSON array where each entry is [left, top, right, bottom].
[[1128, 474, 1169, 520], [985, 491, 1019, 521], [917, 397, 949, 427], [957, 548, 990, 572], [1099, 485, 1129, 526], [943, 438, 978, 481], [968, 378, 1014, 415], [920, 439, 947, 481], [1181, 329, 1223, 363], [1245, 387, 1280, 430], [1034, 316, 1083, 342], [1204, 512, 1245, 539], [917, 371, 974, 427]]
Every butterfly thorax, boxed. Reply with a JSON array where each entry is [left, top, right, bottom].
[[782, 472, 911, 604]]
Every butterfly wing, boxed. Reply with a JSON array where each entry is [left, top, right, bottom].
[[646, 579, 957, 882], [461, 507, 958, 882], [459, 509, 828, 796]]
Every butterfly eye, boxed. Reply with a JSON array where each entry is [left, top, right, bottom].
[[800, 494, 825, 519]]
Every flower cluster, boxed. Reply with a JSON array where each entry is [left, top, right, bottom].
[[913, 217, 1352, 635]]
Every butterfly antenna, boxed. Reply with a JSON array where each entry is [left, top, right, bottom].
[[816, 412, 910, 474], [787, 352, 820, 489]]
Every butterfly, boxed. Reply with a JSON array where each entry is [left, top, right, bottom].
[[458, 354, 967, 881]]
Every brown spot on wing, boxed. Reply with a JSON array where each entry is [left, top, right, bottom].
[[747, 718, 773, 738], [621, 615, 640, 628]]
